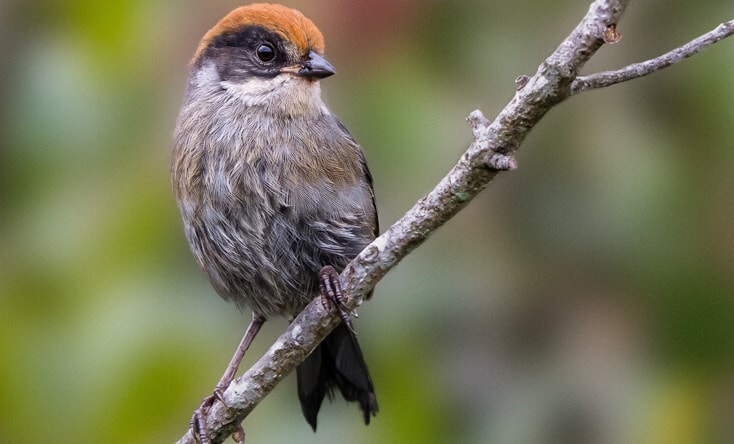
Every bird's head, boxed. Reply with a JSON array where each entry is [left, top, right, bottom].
[[188, 3, 335, 114]]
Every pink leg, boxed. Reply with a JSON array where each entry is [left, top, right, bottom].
[[192, 314, 265, 444]]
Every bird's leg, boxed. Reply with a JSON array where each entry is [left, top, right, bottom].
[[318, 265, 356, 335], [191, 313, 265, 444]]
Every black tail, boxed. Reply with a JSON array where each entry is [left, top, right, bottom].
[[296, 322, 378, 430]]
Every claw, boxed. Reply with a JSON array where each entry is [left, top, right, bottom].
[[191, 394, 217, 444], [318, 265, 356, 335], [232, 424, 246, 444]]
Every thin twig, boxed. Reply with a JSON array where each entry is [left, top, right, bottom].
[[571, 19, 734, 94]]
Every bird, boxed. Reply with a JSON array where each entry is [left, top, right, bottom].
[[171, 3, 379, 442]]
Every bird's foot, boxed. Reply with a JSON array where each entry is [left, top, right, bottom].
[[318, 265, 356, 335], [190, 391, 219, 444], [191, 387, 245, 444]]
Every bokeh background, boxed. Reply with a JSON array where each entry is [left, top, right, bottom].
[[1, 0, 733, 443]]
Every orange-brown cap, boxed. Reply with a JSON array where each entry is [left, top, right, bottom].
[[193, 4, 325, 64]]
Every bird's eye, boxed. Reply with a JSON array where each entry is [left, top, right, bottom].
[[255, 43, 275, 62]]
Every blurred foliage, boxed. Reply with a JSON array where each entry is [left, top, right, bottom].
[[1, 0, 733, 443]]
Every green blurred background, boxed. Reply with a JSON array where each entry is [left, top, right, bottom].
[[1, 0, 733, 443]]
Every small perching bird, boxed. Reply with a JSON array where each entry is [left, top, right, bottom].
[[171, 3, 379, 442]]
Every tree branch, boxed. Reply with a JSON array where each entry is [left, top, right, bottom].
[[177, 1, 734, 442], [571, 19, 734, 94]]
